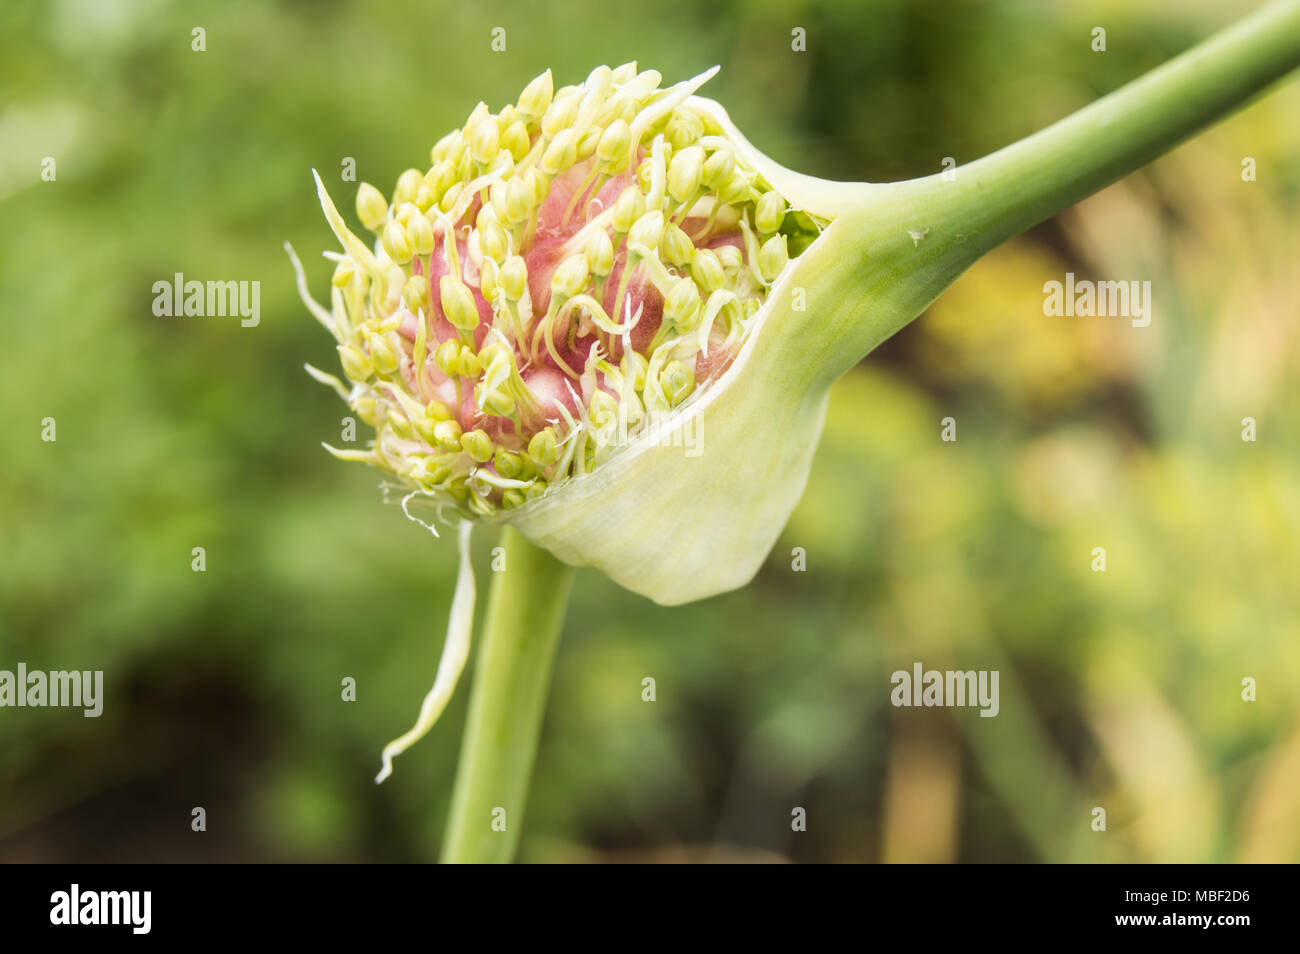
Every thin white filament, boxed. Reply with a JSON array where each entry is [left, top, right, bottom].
[[374, 520, 476, 783]]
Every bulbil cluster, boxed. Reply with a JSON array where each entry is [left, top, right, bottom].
[[300, 64, 824, 517]]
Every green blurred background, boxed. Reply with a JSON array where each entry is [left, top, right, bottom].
[[2, 0, 1298, 863]]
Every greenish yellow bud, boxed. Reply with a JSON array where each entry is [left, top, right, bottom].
[[666, 110, 704, 151], [430, 130, 458, 164], [353, 395, 384, 427], [518, 70, 554, 121], [498, 257, 526, 301], [717, 244, 743, 270], [338, 343, 373, 382], [470, 117, 500, 165], [425, 399, 454, 422], [702, 147, 735, 190], [403, 274, 430, 313], [664, 276, 701, 330], [478, 221, 508, 263], [692, 247, 726, 293], [717, 172, 751, 205], [540, 129, 578, 175], [541, 92, 579, 138], [662, 222, 694, 267], [504, 176, 532, 226], [439, 181, 464, 213], [406, 211, 435, 256], [528, 428, 559, 467], [356, 182, 388, 231], [755, 190, 786, 235], [597, 119, 632, 167], [577, 127, 601, 160], [667, 146, 704, 204], [457, 346, 484, 379], [386, 407, 415, 439], [502, 120, 531, 161], [551, 254, 589, 299], [382, 219, 413, 264], [369, 330, 402, 375], [440, 275, 480, 330], [627, 209, 666, 250], [611, 186, 646, 233], [502, 488, 526, 510], [527, 168, 549, 206], [494, 448, 524, 479], [660, 359, 695, 407], [479, 257, 500, 301], [461, 428, 494, 463], [758, 233, 789, 282], [586, 229, 615, 276], [331, 260, 356, 288], [434, 338, 461, 376], [478, 388, 515, 416], [432, 418, 462, 449], [394, 168, 423, 207]]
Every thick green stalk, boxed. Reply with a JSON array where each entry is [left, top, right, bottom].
[[805, 0, 1300, 386], [441, 526, 574, 863]]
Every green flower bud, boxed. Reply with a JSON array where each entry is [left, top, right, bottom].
[[541, 92, 579, 138], [478, 388, 515, 417], [382, 218, 413, 264], [611, 186, 646, 233], [627, 209, 665, 251], [356, 182, 388, 231], [501, 488, 527, 510], [664, 276, 701, 330], [691, 247, 726, 293], [551, 254, 589, 299], [394, 168, 423, 206], [470, 117, 500, 165], [659, 359, 695, 407], [662, 222, 694, 267], [457, 346, 484, 379], [440, 275, 480, 330], [755, 190, 786, 235], [586, 229, 615, 277], [501, 120, 531, 162], [493, 448, 524, 479], [540, 128, 578, 175], [597, 119, 632, 167], [461, 428, 495, 463], [338, 343, 373, 382], [403, 274, 430, 313], [433, 338, 461, 376], [407, 211, 435, 256], [702, 147, 735, 190], [430, 130, 458, 164], [369, 330, 402, 375], [478, 221, 509, 263], [500, 255, 528, 300], [527, 428, 558, 468], [517, 69, 554, 121], [431, 418, 462, 450], [667, 146, 704, 204], [666, 110, 704, 150], [758, 232, 789, 283], [331, 260, 356, 288], [479, 257, 500, 301]]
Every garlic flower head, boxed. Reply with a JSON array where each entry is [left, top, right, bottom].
[[294, 64, 848, 604]]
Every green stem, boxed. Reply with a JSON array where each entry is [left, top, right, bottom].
[[811, 0, 1300, 383], [441, 526, 574, 863]]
